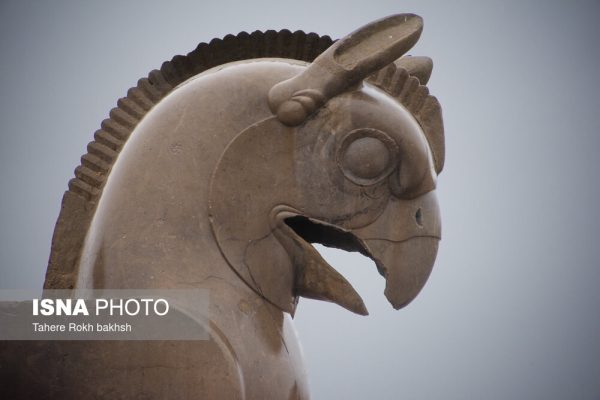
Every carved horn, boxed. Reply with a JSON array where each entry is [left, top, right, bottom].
[[268, 14, 423, 126]]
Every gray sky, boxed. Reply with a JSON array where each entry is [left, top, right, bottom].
[[1, 1, 599, 399]]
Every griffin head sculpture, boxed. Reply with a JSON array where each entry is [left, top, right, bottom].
[[5, 13, 444, 399], [212, 14, 443, 317]]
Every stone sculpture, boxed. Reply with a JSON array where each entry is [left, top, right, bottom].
[[2, 14, 444, 399]]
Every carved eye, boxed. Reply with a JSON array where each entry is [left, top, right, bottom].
[[338, 128, 398, 186], [343, 138, 389, 178]]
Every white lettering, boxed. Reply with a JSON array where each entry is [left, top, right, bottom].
[[32, 299, 89, 316], [154, 299, 169, 316]]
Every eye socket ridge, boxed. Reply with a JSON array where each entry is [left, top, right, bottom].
[[337, 128, 399, 186]]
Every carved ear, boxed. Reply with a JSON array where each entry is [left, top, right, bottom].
[[394, 56, 433, 84], [269, 14, 423, 126]]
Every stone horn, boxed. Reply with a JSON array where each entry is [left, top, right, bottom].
[[268, 14, 424, 126]]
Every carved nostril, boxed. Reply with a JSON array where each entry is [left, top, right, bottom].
[[415, 208, 423, 227]]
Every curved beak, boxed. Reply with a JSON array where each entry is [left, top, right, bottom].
[[353, 191, 441, 309], [278, 191, 440, 315], [363, 237, 439, 309]]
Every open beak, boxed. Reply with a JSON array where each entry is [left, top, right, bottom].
[[279, 191, 440, 315]]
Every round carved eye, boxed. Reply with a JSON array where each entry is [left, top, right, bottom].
[[343, 137, 390, 178], [338, 128, 398, 186]]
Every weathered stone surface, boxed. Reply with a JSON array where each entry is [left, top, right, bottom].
[[1, 13, 444, 399]]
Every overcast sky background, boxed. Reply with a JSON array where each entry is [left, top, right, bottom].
[[1, 1, 599, 399]]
